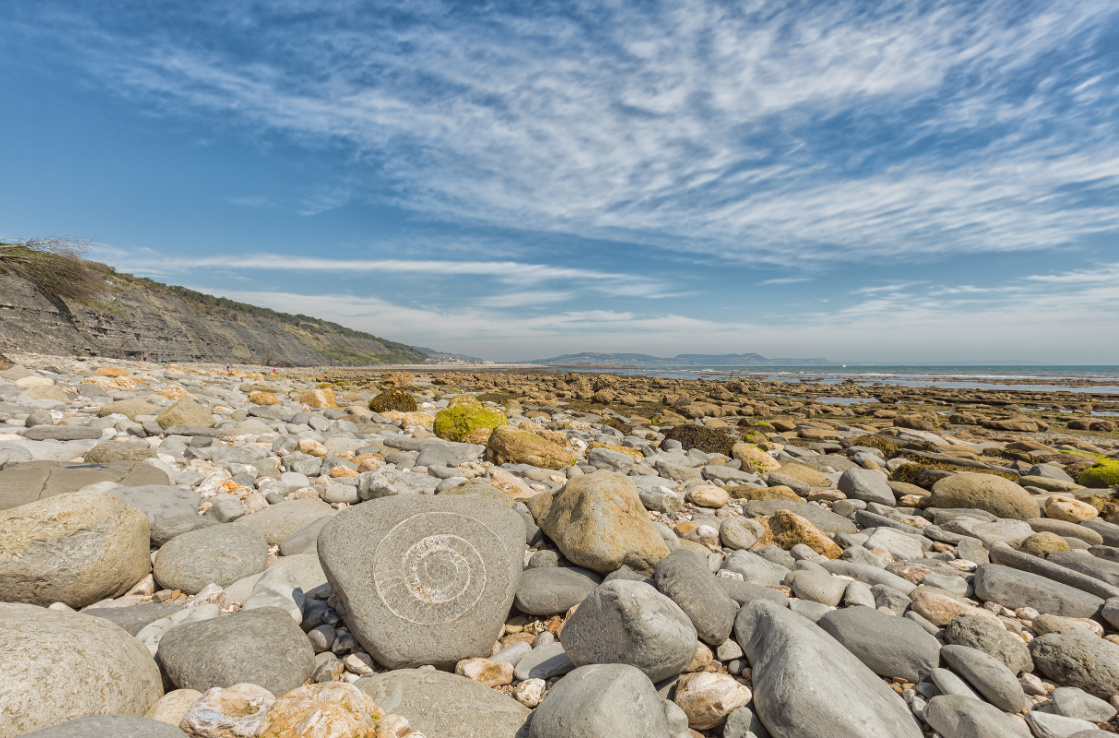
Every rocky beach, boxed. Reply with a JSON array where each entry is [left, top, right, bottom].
[[1, 352, 1119, 738]]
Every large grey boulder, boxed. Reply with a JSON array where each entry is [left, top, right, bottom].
[[0, 460, 168, 510], [153, 524, 268, 595], [837, 468, 894, 506], [319, 494, 523, 669], [721, 550, 790, 588], [944, 613, 1033, 675], [234, 498, 336, 545], [561, 580, 696, 682], [106, 485, 200, 539], [924, 695, 1031, 737], [0, 490, 150, 607], [734, 600, 921, 738], [357, 668, 530, 738], [514, 566, 601, 616], [973, 564, 1103, 618], [0, 604, 163, 736], [23, 425, 103, 441], [818, 607, 940, 682], [1029, 633, 1119, 699], [22, 715, 187, 737], [530, 664, 671, 738], [655, 549, 738, 645], [940, 645, 1029, 713], [928, 473, 1040, 520], [157, 607, 314, 695], [85, 603, 184, 636]]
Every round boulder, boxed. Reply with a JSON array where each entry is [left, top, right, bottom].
[[157, 607, 314, 696], [153, 524, 268, 594], [22, 715, 187, 737], [0, 604, 163, 735], [0, 490, 150, 607], [928, 473, 1041, 521], [560, 579, 697, 682]]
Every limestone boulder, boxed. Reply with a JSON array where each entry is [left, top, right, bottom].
[[541, 472, 670, 575], [156, 399, 214, 430], [0, 490, 150, 607], [486, 425, 576, 469], [0, 604, 163, 735]]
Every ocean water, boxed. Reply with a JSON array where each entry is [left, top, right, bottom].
[[565, 365, 1119, 395]]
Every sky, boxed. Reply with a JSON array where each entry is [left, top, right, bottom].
[[2, 0, 1118, 364]]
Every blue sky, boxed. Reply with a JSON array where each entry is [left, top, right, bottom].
[[2, 0, 1118, 363]]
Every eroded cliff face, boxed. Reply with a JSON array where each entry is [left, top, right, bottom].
[[0, 272, 414, 365]]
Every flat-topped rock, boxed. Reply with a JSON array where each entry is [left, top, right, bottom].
[[0, 460, 170, 510], [319, 494, 523, 669], [741, 499, 857, 534], [153, 523, 268, 594]]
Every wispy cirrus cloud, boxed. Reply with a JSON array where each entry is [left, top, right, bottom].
[[18, 0, 1119, 266]]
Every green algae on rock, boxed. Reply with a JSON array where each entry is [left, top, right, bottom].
[[433, 405, 508, 443]]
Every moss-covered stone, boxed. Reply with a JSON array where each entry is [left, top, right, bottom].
[[369, 388, 417, 413], [487, 425, 576, 469], [447, 394, 482, 408], [1078, 459, 1119, 489], [848, 434, 899, 457], [1018, 532, 1069, 558], [433, 405, 507, 443], [660, 425, 737, 456]]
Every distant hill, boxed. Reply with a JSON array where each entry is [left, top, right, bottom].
[[415, 347, 490, 364], [0, 240, 428, 366], [530, 352, 831, 367]]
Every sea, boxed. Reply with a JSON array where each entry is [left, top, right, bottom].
[[563, 365, 1119, 398]]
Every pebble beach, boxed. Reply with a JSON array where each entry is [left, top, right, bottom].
[[2, 352, 1119, 738]]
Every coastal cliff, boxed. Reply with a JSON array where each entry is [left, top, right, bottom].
[[0, 246, 424, 366]]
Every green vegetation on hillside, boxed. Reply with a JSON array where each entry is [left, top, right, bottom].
[[0, 238, 427, 365]]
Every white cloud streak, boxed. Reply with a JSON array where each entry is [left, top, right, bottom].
[[36, 0, 1119, 265]]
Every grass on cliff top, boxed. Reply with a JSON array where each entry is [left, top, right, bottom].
[[0, 238, 106, 302]]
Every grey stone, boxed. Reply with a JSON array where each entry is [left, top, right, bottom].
[[513, 642, 575, 681], [944, 613, 1033, 675], [655, 550, 738, 645], [220, 552, 326, 609], [358, 468, 438, 500], [788, 599, 831, 622], [1082, 518, 1119, 547], [786, 570, 847, 607], [940, 644, 1028, 712], [153, 523, 268, 595], [357, 668, 530, 738], [560, 580, 697, 682], [22, 715, 187, 737], [924, 694, 1031, 738], [720, 518, 760, 550], [864, 527, 928, 560], [715, 577, 790, 608], [105, 484, 200, 534], [973, 564, 1103, 618], [0, 604, 163, 736], [234, 498, 336, 545], [1104, 597, 1119, 630], [242, 565, 304, 621], [530, 664, 670, 738], [318, 494, 523, 669], [1025, 711, 1098, 738], [838, 468, 895, 506], [157, 607, 314, 696], [1048, 550, 1119, 587], [723, 706, 771, 738], [0, 490, 151, 607], [1029, 519, 1103, 546], [1050, 687, 1117, 722], [754, 545, 795, 570], [491, 641, 533, 667], [0, 459, 167, 508], [733, 600, 921, 738], [278, 515, 333, 556], [439, 479, 515, 508], [85, 603, 184, 636], [414, 441, 485, 468], [820, 560, 917, 594], [722, 550, 789, 587], [989, 545, 1119, 601], [639, 485, 684, 513], [135, 604, 221, 657], [23, 425, 103, 441], [1030, 633, 1119, 699], [819, 607, 940, 682], [150, 513, 218, 547], [515, 566, 601, 616], [930, 667, 983, 701], [742, 499, 857, 534], [202, 496, 243, 522]]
